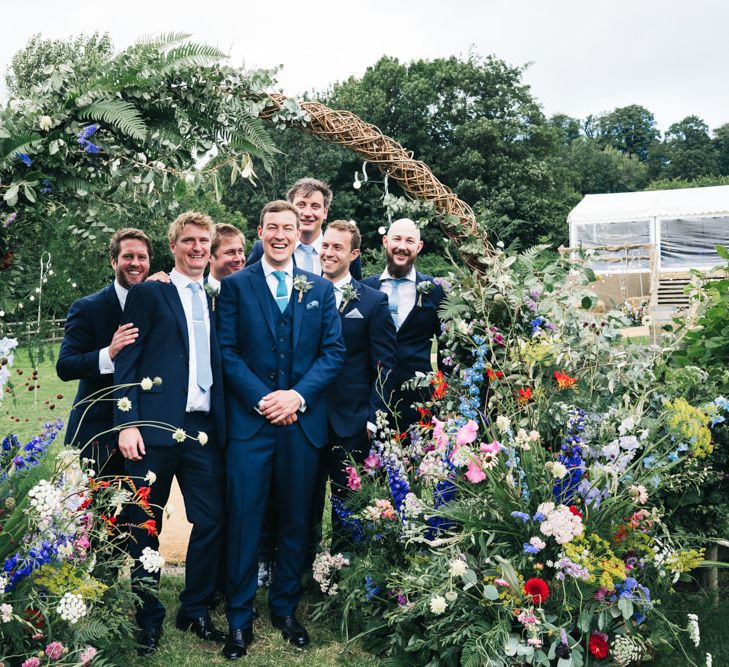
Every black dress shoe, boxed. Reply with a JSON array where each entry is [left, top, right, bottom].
[[270, 614, 310, 648], [222, 627, 253, 660], [137, 625, 163, 656], [175, 613, 227, 642]]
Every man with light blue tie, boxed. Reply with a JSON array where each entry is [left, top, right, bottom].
[[218, 200, 345, 658], [114, 212, 227, 656], [362, 218, 444, 428], [246, 178, 362, 280]]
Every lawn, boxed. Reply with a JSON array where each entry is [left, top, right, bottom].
[[1, 344, 726, 665]]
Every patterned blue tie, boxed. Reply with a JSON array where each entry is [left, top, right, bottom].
[[388, 278, 408, 328], [187, 282, 213, 392], [272, 270, 289, 313], [299, 244, 315, 273]]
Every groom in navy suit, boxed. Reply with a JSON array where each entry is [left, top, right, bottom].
[[312, 220, 396, 550], [114, 212, 227, 655], [362, 218, 444, 428], [218, 200, 345, 658]]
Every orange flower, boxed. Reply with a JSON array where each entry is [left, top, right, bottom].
[[430, 370, 448, 400], [100, 514, 117, 529], [554, 370, 576, 390], [487, 368, 504, 381], [417, 406, 432, 427], [141, 519, 157, 536], [135, 486, 152, 509], [517, 387, 532, 404]]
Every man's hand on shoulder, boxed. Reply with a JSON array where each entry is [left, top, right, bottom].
[[146, 271, 171, 283], [260, 390, 302, 425], [109, 323, 139, 360], [118, 427, 146, 461]]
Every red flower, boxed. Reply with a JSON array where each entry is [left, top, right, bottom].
[[487, 368, 504, 381], [135, 486, 152, 509], [430, 370, 448, 400], [77, 495, 93, 511], [568, 505, 583, 519], [588, 632, 609, 659], [24, 607, 45, 628], [517, 387, 533, 404], [417, 407, 432, 427], [100, 514, 117, 527], [524, 577, 550, 604], [554, 370, 576, 390], [141, 519, 157, 536]]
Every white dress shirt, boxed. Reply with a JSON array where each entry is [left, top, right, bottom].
[[332, 274, 352, 309], [206, 273, 221, 291], [294, 233, 323, 275], [378, 267, 417, 329], [170, 268, 212, 413], [99, 280, 129, 375]]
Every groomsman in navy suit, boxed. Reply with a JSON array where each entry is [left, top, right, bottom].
[[218, 200, 345, 658], [114, 212, 227, 656], [207, 223, 246, 290], [246, 178, 362, 280], [57, 228, 152, 475], [362, 218, 444, 428], [313, 220, 396, 550]]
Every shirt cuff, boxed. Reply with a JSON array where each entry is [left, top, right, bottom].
[[367, 421, 377, 434], [292, 390, 307, 413], [99, 347, 114, 375], [255, 399, 264, 416]]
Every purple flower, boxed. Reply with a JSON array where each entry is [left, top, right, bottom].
[[523, 543, 540, 554], [2, 212, 17, 228], [511, 511, 530, 522]]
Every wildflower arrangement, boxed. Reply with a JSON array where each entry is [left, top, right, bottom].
[[314, 247, 718, 666]]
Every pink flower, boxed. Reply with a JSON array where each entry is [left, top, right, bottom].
[[465, 462, 486, 483], [45, 641, 65, 660], [345, 466, 362, 491], [456, 420, 478, 446], [22, 659, 40, 667], [432, 417, 449, 451], [80, 646, 97, 665], [75, 534, 91, 550], [480, 441, 501, 455], [363, 453, 382, 472], [494, 578, 510, 586], [593, 586, 609, 600]]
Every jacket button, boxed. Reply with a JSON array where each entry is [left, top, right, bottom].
[[269, 372, 276, 380], [271, 345, 276, 352]]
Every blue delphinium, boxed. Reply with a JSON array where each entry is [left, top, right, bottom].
[[16, 152, 32, 166], [77, 124, 101, 153], [554, 408, 586, 504], [365, 574, 381, 600], [426, 478, 458, 538], [511, 511, 530, 522], [386, 463, 410, 516], [331, 496, 364, 542], [458, 335, 488, 422]]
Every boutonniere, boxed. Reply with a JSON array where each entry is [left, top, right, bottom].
[[204, 282, 219, 311], [416, 280, 434, 306], [293, 274, 314, 303], [339, 283, 360, 313]]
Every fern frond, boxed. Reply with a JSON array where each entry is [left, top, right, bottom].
[[135, 32, 191, 49], [0, 134, 43, 166], [520, 243, 551, 259], [53, 175, 96, 193], [78, 100, 148, 142], [229, 116, 277, 156], [73, 616, 111, 642], [156, 43, 227, 74]]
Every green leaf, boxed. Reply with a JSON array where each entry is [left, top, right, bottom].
[[581, 296, 594, 309], [618, 597, 633, 620], [715, 244, 729, 260], [23, 183, 36, 203], [483, 584, 500, 600], [3, 184, 19, 206]]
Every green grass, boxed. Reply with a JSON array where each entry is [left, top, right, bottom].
[[2, 346, 727, 665]]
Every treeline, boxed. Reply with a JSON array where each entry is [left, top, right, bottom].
[[222, 54, 729, 253]]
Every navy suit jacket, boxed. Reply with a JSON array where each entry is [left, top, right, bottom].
[[328, 279, 397, 439], [113, 280, 226, 447], [247, 239, 362, 281], [57, 283, 122, 449], [217, 261, 345, 448], [361, 271, 444, 392]]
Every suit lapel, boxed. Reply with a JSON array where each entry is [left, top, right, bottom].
[[104, 283, 122, 319], [160, 283, 190, 357], [340, 278, 362, 318], [250, 263, 277, 340], [398, 272, 425, 333], [292, 267, 306, 350]]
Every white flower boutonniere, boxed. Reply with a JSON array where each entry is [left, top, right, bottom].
[[293, 274, 314, 303], [339, 283, 360, 313], [204, 282, 219, 311], [416, 280, 434, 307]]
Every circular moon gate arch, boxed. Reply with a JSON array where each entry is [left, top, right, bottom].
[[259, 94, 491, 271]]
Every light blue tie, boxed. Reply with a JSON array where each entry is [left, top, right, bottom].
[[299, 244, 315, 273], [272, 270, 289, 313], [187, 282, 213, 392], [388, 278, 408, 328]]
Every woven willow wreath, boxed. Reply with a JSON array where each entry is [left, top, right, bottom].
[[259, 93, 490, 269]]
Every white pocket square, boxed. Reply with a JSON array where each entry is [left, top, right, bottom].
[[345, 308, 364, 319], [306, 300, 320, 310]]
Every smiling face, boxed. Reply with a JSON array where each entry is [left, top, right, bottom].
[[291, 190, 327, 243], [258, 210, 299, 269], [383, 218, 423, 278], [111, 238, 150, 289], [169, 223, 212, 278], [210, 234, 245, 279], [321, 227, 360, 283]]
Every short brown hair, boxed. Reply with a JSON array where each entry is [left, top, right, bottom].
[[109, 228, 152, 262], [259, 200, 299, 228], [167, 211, 215, 244], [286, 178, 333, 209], [326, 220, 361, 251], [211, 223, 246, 256]]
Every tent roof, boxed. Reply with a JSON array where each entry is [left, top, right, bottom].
[[567, 185, 729, 225]]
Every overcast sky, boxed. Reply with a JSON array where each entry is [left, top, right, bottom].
[[1, 0, 726, 134]]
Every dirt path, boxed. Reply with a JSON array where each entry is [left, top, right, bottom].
[[158, 477, 192, 563]]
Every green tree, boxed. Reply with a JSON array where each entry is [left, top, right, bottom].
[[549, 113, 582, 146], [660, 115, 718, 180], [565, 138, 648, 194], [596, 104, 660, 161], [713, 122, 729, 176]]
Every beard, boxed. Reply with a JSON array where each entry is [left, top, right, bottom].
[[386, 251, 416, 278]]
